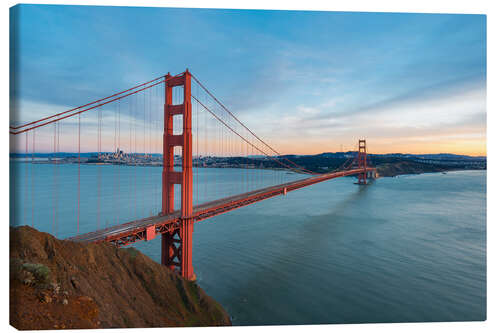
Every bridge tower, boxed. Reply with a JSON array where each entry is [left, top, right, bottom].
[[357, 139, 367, 185], [161, 70, 195, 281]]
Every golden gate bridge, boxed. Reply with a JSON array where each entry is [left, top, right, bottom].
[[10, 69, 376, 281]]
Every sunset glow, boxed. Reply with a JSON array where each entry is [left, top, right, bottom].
[[10, 6, 486, 156]]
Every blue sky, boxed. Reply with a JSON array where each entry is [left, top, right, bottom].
[[10, 5, 486, 155]]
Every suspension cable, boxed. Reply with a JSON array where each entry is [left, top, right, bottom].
[[191, 73, 318, 174], [9, 75, 166, 130], [10, 73, 183, 135], [192, 94, 315, 175]]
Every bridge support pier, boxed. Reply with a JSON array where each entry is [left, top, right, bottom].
[[161, 229, 180, 271], [161, 219, 195, 280], [180, 218, 195, 280], [161, 70, 196, 281], [356, 139, 368, 185]]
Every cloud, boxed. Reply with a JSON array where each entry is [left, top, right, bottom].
[[10, 6, 486, 155], [256, 76, 486, 154], [296, 105, 320, 115]]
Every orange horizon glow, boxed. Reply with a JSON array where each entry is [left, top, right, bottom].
[[9, 121, 487, 157], [10, 139, 487, 157], [275, 140, 487, 157]]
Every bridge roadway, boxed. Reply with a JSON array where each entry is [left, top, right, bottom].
[[67, 167, 375, 246]]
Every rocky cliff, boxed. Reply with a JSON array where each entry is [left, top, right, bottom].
[[10, 226, 231, 330]]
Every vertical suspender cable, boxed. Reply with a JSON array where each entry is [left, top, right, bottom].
[[245, 135, 247, 191], [98, 106, 101, 230], [134, 94, 137, 219], [251, 144, 254, 191], [153, 85, 157, 212], [112, 101, 117, 227], [24, 132, 28, 226], [204, 100, 207, 203], [129, 95, 133, 218], [53, 123, 56, 235], [215, 118, 218, 199], [31, 129, 35, 228], [118, 98, 121, 224], [143, 91, 146, 217], [56, 122, 60, 236], [240, 138, 243, 195], [149, 88, 152, 215], [77, 113, 80, 234], [196, 85, 199, 206]]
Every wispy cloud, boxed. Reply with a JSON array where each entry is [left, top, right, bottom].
[[259, 77, 486, 154], [10, 6, 486, 154]]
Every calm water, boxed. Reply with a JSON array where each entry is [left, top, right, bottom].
[[10, 163, 486, 325]]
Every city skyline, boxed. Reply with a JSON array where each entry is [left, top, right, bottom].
[[10, 5, 486, 155]]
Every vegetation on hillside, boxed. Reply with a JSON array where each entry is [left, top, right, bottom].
[[10, 226, 231, 330]]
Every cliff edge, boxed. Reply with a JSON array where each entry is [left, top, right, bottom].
[[10, 226, 231, 330]]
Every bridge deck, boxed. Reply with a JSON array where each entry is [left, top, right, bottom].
[[67, 168, 375, 246]]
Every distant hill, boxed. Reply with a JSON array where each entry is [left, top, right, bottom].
[[10, 151, 486, 176], [305, 152, 486, 160], [10, 151, 486, 160]]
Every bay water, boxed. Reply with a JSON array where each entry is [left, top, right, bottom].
[[10, 162, 486, 325]]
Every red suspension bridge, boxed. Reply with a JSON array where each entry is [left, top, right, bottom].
[[10, 69, 376, 281]]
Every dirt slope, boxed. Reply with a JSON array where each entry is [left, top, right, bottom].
[[10, 226, 231, 330]]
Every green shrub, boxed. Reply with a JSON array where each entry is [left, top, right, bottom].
[[22, 263, 51, 284]]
